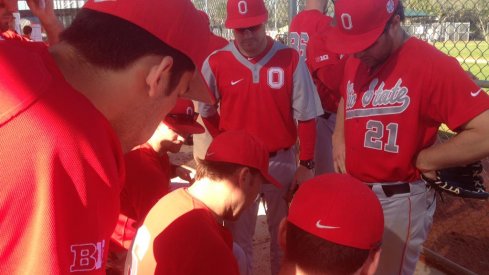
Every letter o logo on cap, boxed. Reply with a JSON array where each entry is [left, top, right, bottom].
[[340, 13, 353, 30], [238, 0, 248, 14]]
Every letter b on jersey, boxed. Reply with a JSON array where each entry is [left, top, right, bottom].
[[70, 241, 105, 272]]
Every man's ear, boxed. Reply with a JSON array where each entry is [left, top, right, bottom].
[[146, 56, 173, 98], [237, 167, 252, 190], [359, 248, 381, 275], [278, 218, 287, 250]]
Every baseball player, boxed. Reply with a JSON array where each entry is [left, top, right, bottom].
[[288, 0, 330, 59], [289, 0, 347, 174], [110, 99, 204, 250], [108, 99, 204, 273], [0, 0, 218, 273], [279, 174, 384, 275], [326, 0, 489, 274], [199, 0, 322, 273], [126, 130, 281, 275], [0, 0, 62, 43]]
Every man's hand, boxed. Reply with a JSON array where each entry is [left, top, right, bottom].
[[332, 131, 346, 174], [175, 166, 194, 184], [285, 165, 314, 203], [26, 0, 63, 44]]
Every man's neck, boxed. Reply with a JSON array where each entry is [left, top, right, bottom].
[[237, 37, 269, 59]]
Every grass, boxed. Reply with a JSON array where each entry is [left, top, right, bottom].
[[433, 41, 489, 81]]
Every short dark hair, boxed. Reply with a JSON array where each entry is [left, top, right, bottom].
[[285, 222, 371, 275], [60, 9, 194, 90], [23, 25, 32, 35], [195, 159, 260, 182]]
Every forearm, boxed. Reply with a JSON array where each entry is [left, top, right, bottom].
[[332, 98, 345, 143], [41, 17, 63, 45], [416, 110, 489, 172], [298, 119, 316, 160]]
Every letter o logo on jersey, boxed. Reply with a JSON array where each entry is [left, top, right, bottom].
[[267, 67, 284, 89], [340, 13, 353, 30], [238, 0, 248, 15]]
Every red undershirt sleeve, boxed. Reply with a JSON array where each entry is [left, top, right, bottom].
[[298, 119, 316, 160], [201, 114, 222, 138]]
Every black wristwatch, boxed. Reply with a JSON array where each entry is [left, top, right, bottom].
[[299, 159, 315, 170]]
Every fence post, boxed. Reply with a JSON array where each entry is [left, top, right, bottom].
[[288, 0, 297, 29]]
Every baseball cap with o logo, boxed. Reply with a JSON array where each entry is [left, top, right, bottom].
[[325, 0, 399, 54], [163, 99, 205, 136], [225, 0, 269, 29], [82, 0, 217, 104]]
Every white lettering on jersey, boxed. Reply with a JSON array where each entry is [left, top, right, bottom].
[[70, 240, 105, 272], [289, 32, 309, 57], [346, 78, 410, 119], [129, 226, 151, 275], [238, 1, 248, 15], [267, 67, 284, 89], [340, 13, 353, 30], [364, 120, 399, 153]]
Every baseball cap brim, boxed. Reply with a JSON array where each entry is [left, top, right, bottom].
[[164, 116, 205, 135], [325, 24, 385, 54], [183, 70, 216, 104], [225, 13, 268, 29]]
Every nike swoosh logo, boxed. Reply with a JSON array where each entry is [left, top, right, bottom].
[[231, 79, 243, 85], [316, 220, 340, 229], [471, 89, 483, 97]]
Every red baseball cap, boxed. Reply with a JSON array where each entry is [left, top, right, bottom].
[[288, 174, 384, 250], [163, 99, 205, 136], [225, 0, 268, 29], [325, 0, 398, 54], [82, 0, 217, 104], [205, 130, 281, 187]]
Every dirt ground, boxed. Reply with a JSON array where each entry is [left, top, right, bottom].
[[171, 144, 489, 275]]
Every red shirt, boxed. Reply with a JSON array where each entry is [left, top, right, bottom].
[[341, 38, 489, 182], [127, 188, 239, 275], [111, 145, 171, 251], [0, 41, 124, 274], [306, 29, 346, 113], [0, 29, 30, 41], [289, 9, 331, 58], [200, 38, 321, 152]]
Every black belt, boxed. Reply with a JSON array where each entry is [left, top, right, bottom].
[[319, 112, 332, 120], [269, 147, 290, 158], [368, 183, 410, 197]]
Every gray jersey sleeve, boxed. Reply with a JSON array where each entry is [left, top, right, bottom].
[[292, 57, 324, 121], [198, 56, 220, 117]]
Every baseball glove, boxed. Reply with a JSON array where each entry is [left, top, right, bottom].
[[422, 161, 489, 200]]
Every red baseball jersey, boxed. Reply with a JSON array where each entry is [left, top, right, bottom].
[[289, 10, 331, 58], [0, 41, 124, 274], [200, 38, 321, 152], [127, 188, 239, 275], [1, 29, 30, 41], [341, 37, 489, 183], [111, 145, 171, 251], [306, 29, 346, 113]]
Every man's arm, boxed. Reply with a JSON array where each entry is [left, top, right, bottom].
[[27, 0, 63, 45], [416, 109, 489, 178], [332, 97, 346, 174]]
